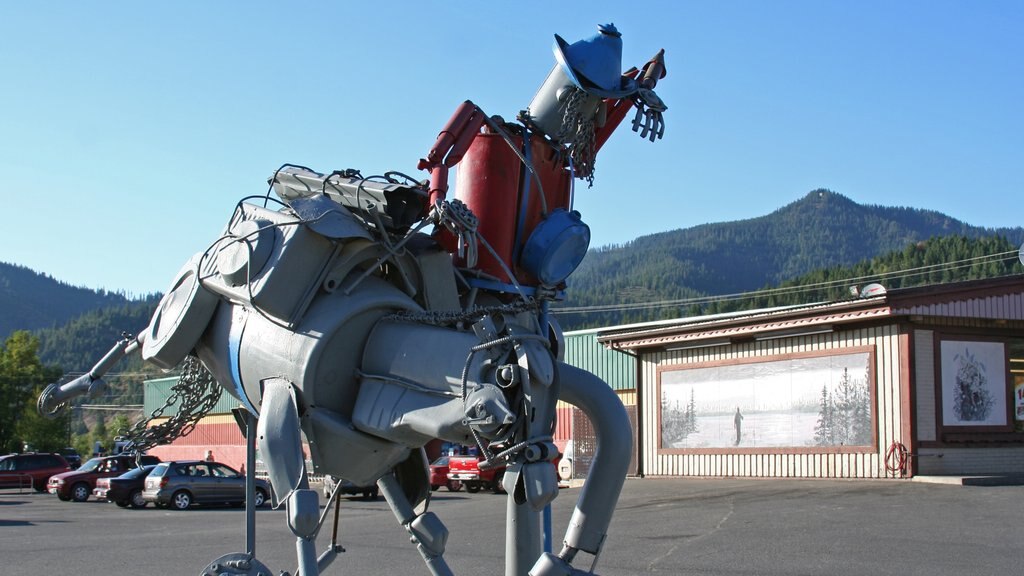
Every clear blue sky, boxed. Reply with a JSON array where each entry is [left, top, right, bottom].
[[2, 1, 1021, 296]]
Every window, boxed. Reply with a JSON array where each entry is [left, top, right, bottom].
[[211, 464, 235, 477]]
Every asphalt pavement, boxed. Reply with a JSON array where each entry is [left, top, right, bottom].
[[1, 477, 1020, 575]]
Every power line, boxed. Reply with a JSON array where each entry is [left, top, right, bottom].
[[552, 249, 1020, 315]]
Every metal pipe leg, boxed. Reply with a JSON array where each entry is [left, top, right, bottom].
[[505, 464, 543, 576], [256, 378, 319, 576], [244, 409, 257, 557], [531, 362, 632, 574], [378, 473, 454, 576]]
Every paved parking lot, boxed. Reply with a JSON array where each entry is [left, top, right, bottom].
[[2, 477, 1021, 575]]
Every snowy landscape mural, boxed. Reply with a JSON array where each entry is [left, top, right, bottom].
[[660, 352, 873, 449]]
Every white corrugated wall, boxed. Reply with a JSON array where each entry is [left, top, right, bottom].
[[639, 324, 905, 479]]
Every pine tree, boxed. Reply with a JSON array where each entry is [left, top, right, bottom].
[[813, 385, 834, 446]]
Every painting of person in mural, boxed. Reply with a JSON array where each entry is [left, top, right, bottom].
[[734, 407, 744, 446]]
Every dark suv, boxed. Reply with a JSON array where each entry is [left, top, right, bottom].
[[0, 453, 71, 492], [48, 454, 160, 502]]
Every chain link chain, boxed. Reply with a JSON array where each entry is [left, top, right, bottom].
[[387, 300, 539, 328], [433, 198, 480, 268], [555, 86, 597, 186], [124, 355, 223, 454]]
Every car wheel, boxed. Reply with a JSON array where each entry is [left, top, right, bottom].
[[71, 483, 91, 502], [431, 484, 439, 491], [57, 494, 71, 502], [129, 489, 147, 509], [33, 480, 47, 493], [115, 499, 130, 508], [466, 483, 481, 493], [253, 489, 267, 508], [492, 471, 506, 494], [171, 490, 192, 510], [447, 480, 463, 492]]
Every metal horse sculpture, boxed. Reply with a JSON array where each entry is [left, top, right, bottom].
[[39, 24, 667, 576]]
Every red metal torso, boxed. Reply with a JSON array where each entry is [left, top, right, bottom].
[[444, 132, 571, 285]]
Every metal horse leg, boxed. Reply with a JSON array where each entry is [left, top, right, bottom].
[[529, 362, 633, 575], [257, 378, 321, 576], [377, 473, 454, 576]]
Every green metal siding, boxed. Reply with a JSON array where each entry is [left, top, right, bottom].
[[563, 331, 636, 391], [143, 376, 244, 417]]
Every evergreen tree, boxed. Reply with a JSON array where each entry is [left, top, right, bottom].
[[92, 417, 109, 454], [686, 388, 699, 435], [16, 386, 70, 452], [0, 331, 62, 452], [813, 385, 834, 446]]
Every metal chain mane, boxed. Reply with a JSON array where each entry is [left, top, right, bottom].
[[555, 86, 597, 185], [123, 355, 222, 454], [386, 300, 540, 328]]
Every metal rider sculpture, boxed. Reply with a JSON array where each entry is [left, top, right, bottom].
[[38, 24, 667, 576]]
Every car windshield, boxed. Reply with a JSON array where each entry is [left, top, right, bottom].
[[77, 458, 102, 472], [432, 457, 449, 466]]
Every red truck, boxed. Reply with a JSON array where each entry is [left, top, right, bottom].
[[446, 445, 561, 494], [446, 447, 506, 493]]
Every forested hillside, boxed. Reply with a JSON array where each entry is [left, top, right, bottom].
[[6, 189, 1023, 360], [556, 190, 1023, 329], [556, 235, 1021, 329], [727, 234, 1020, 312], [0, 261, 150, 340], [34, 299, 160, 373]]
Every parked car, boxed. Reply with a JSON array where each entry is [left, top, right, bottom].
[[60, 448, 82, 469], [48, 454, 161, 502], [93, 464, 157, 508], [557, 440, 573, 484], [143, 460, 271, 510], [0, 453, 71, 492], [322, 475, 379, 500], [428, 456, 462, 492]]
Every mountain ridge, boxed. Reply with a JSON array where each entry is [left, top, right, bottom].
[[560, 189, 1023, 327], [3, 188, 1021, 350]]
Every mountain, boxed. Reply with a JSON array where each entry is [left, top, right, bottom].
[[557, 189, 1024, 328], [5, 189, 1022, 354], [34, 300, 160, 373], [0, 262, 145, 341]]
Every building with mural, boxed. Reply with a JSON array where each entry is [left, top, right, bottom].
[[144, 275, 1024, 481], [596, 275, 1024, 479]]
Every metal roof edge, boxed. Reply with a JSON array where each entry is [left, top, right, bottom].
[[596, 297, 886, 347]]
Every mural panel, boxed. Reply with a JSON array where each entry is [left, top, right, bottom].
[[940, 340, 1007, 427], [660, 352, 873, 449]]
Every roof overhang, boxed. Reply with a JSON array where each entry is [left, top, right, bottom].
[[598, 297, 890, 351], [597, 274, 1024, 352]]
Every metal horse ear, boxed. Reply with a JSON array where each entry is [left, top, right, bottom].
[[38, 23, 668, 576]]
